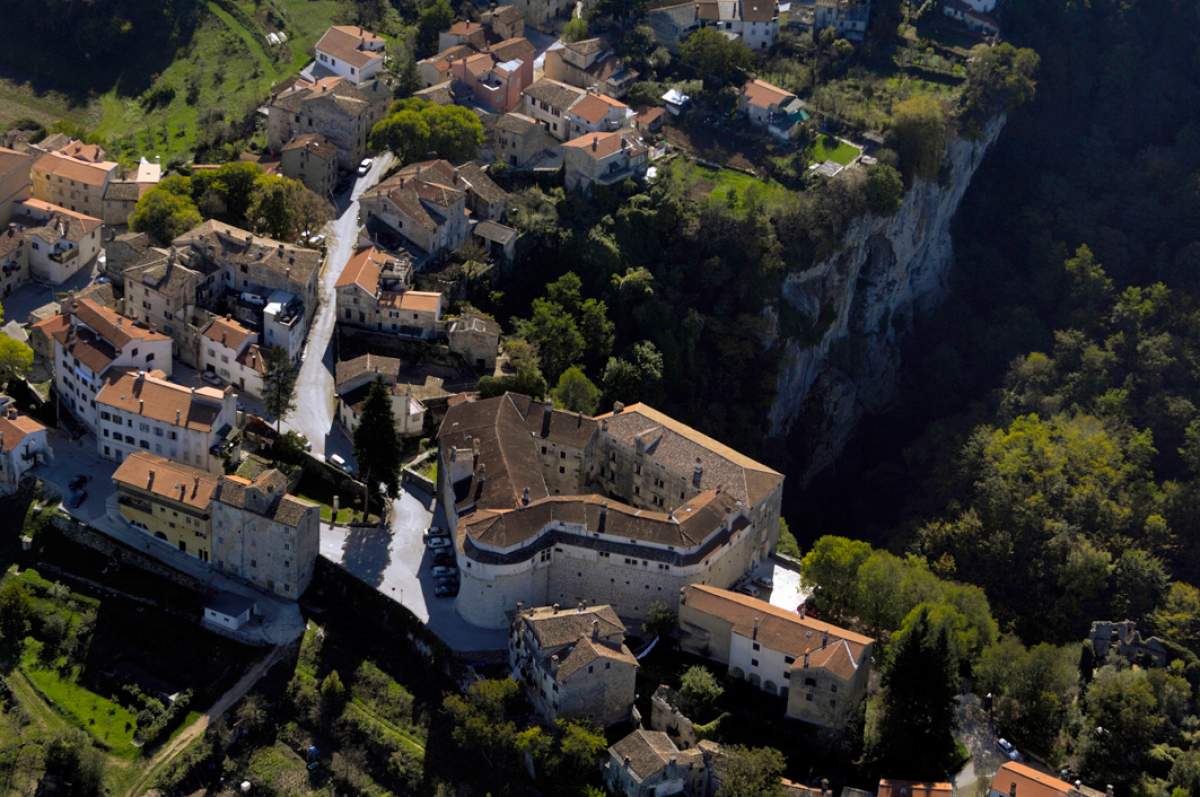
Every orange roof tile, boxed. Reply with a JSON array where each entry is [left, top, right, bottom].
[[96, 370, 227, 432], [379, 290, 442, 313], [990, 763, 1076, 797], [568, 92, 629, 125], [113, 450, 219, 511], [741, 77, 794, 109], [0, 413, 45, 453], [315, 25, 386, 69], [878, 781, 954, 797], [202, 317, 255, 352], [32, 151, 117, 187]]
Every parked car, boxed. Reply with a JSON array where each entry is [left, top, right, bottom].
[[68, 474, 88, 492], [433, 582, 457, 598], [307, 233, 326, 247], [754, 574, 774, 589], [201, 371, 223, 386], [432, 565, 458, 578], [997, 738, 1020, 760], [427, 537, 452, 550], [327, 453, 351, 473], [357, 158, 373, 176], [423, 527, 448, 542], [68, 491, 87, 509], [240, 291, 266, 307], [432, 551, 456, 566]]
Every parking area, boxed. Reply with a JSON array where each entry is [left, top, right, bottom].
[[319, 486, 507, 653]]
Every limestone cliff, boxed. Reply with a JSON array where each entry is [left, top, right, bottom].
[[767, 117, 1006, 484]]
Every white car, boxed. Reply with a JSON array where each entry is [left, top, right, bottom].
[[427, 536, 452, 550], [327, 453, 352, 474], [357, 158, 372, 176], [998, 738, 1020, 760], [431, 565, 458, 578]]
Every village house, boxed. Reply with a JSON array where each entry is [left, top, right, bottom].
[[95, 369, 237, 474], [113, 450, 220, 560], [210, 468, 321, 600], [942, 0, 999, 36], [677, 585, 874, 729], [0, 401, 51, 496], [14, 198, 102, 284], [604, 730, 707, 797], [739, 78, 809, 140], [878, 781, 955, 797], [34, 298, 174, 432], [813, 0, 872, 41], [29, 144, 120, 219], [449, 50, 533, 114], [507, 0, 580, 29], [100, 158, 162, 227], [437, 396, 785, 629], [266, 75, 391, 170], [334, 353, 430, 438], [0, 147, 33, 226], [102, 230, 155, 286], [565, 91, 635, 139], [482, 5, 526, 40], [121, 247, 222, 369], [522, 78, 587, 141], [493, 112, 558, 167], [439, 20, 488, 52], [649, 0, 780, 51], [314, 25, 387, 85], [635, 107, 666, 136], [199, 316, 268, 399], [544, 38, 639, 98], [988, 763, 1106, 797], [562, 130, 648, 193], [0, 228, 28, 298], [280, 133, 339, 197], [335, 246, 444, 337], [646, 2, 700, 50], [448, 313, 501, 372], [510, 604, 639, 728], [417, 44, 477, 88]]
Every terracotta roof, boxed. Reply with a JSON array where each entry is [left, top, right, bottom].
[[681, 585, 872, 679], [96, 370, 228, 433], [421, 43, 476, 71], [47, 325, 114, 374], [636, 106, 665, 127], [202, 316, 255, 352], [741, 78, 795, 110], [19, 199, 102, 243], [0, 412, 45, 454], [0, 146, 32, 178], [488, 36, 535, 63], [594, 403, 783, 506], [379, 290, 442, 313], [335, 353, 402, 389], [172, 220, 321, 288], [562, 130, 643, 158], [281, 133, 338, 162], [270, 75, 377, 118], [315, 25, 386, 69], [364, 160, 466, 233], [447, 20, 484, 36], [31, 151, 116, 187], [56, 140, 107, 163], [216, 469, 314, 527], [877, 782, 954, 797], [609, 730, 682, 780], [555, 633, 638, 682], [69, 297, 168, 348], [564, 37, 605, 56], [524, 78, 586, 111], [989, 764, 1077, 797], [520, 604, 626, 648], [485, 4, 523, 24], [568, 92, 629, 125], [113, 450, 219, 511], [336, 247, 385, 293], [237, 344, 268, 375], [741, 0, 778, 22]]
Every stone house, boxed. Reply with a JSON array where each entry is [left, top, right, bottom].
[[334, 353, 429, 438], [0, 146, 33, 226], [942, 0, 999, 35], [417, 44, 477, 88], [562, 130, 648, 193], [210, 468, 320, 600], [34, 298, 174, 433], [646, 2, 701, 50], [0, 403, 51, 495], [95, 369, 236, 474], [448, 313, 501, 371], [1087, 620, 1171, 668], [449, 50, 533, 114], [510, 604, 638, 728], [522, 78, 587, 141], [437, 396, 784, 629], [100, 158, 161, 227], [29, 145, 119, 218], [507, 0, 580, 29], [813, 0, 871, 41], [199, 316, 267, 399], [493, 112, 557, 167], [482, 5, 526, 40], [266, 75, 390, 170], [16, 198, 102, 284], [280, 133, 339, 197], [677, 585, 873, 729], [0, 228, 28, 299], [113, 450, 220, 561], [314, 25, 387, 85], [122, 247, 220, 369], [439, 20, 488, 52], [544, 37, 639, 98], [565, 91, 635, 139], [605, 729, 707, 797], [335, 246, 444, 337]]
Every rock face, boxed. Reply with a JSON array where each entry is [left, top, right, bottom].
[[768, 117, 1006, 484]]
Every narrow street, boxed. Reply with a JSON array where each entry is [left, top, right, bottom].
[[282, 154, 393, 461]]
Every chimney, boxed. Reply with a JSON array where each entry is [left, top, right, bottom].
[[553, 603, 560, 612], [1009, 783, 1017, 797], [146, 471, 154, 489], [116, 317, 123, 326], [541, 399, 552, 437], [591, 136, 597, 152], [752, 617, 760, 640], [193, 476, 200, 498], [592, 619, 600, 640], [521, 486, 530, 506], [612, 401, 624, 414], [803, 651, 809, 668], [692, 457, 703, 488], [138, 399, 145, 414], [822, 629, 829, 647], [598, 505, 607, 534], [799, 604, 807, 619]]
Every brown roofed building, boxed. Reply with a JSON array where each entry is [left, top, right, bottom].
[[494, 111, 557, 168], [280, 133, 339, 197], [0, 401, 52, 495], [565, 91, 634, 139], [522, 78, 587, 140], [113, 451, 220, 559], [510, 604, 638, 727], [604, 729, 707, 797], [314, 25, 387, 85], [15, 198, 102, 284], [359, 160, 474, 257], [0, 146, 34, 227], [878, 781, 955, 797], [482, 5, 526, 40], [544, 37, 639, 98], [417, 44, 477, 88], [677, 585, 873, 729], [987, 763, 1105, 797], [562, 130, 649, 193], [29, 148, 119, 218], [333, 352, 438, 438], [200, 316, 267, 399], [335, 245, 443, 337], [0, 227, 28, 299], [449, 48, 533, 114], [439, 20, 488, 52], [266, 74, 391, 170]]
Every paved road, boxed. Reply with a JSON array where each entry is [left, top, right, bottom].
[[123, 644, 288, 797], [283, 154, 394, 461]]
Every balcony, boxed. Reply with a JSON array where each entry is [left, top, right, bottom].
[[49, 247, 79, 265]]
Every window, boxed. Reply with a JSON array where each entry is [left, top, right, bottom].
[[752, 642, 760, 651], [131, 348, 138, 357], [250, 559, 257, 568], [751, 658, 759, 667], [784, 656, 795, 665]]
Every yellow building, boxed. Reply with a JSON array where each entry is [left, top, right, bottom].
[[112, 451, 219, 561]]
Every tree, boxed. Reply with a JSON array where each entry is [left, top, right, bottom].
[[713, 745, 786, 797], [0, 579, 31, 648], [976, 636, 1078, 757], [0, 335, 33, 387], [602, 340, 663, 404], [191, 161, 262, 223], [959, 43, 1039, 130], [353, 378, 403, 515], [679, 665, 724, 720], [319, 670, 347, 729], [370, 110, 431, 163], [578, 298, 614, 371], [416, 0, 455, 56], [867, 606, 962, 778], [517, 299, 585, 382], [1110, 548, 1169, 621], [129, 182, 202, 244], [1152, 582, 1200, 655], [864, 163, 904, 215], [1075, 666, 1161, 790], [261, 346, 298, 434], [42, 732, 105, 797], [426, 104, 485, 163], [890, 95, 947, 184], [552, 366, 600, 414], [680, 28, 753, 88], [247, 175, 331, 241], [641, 601, 675, 640], [562, 16, 589, 42], [800, 535, 872, 622]]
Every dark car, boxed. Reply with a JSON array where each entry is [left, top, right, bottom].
[[68, 491, 87, 509], [433, 581, 458, 598], [68, 474, 88, 492], [432, 552, 456, 566]]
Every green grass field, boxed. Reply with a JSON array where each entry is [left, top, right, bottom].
[[20, 650, 140, 759], [808, 134, 862, 166], [687, 162, 792, 210]]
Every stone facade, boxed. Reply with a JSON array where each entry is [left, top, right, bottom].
[[0, 147, 33, 227], [266, 76, 390, 170], [448, 313, 501, 371], [280, 134, 339, 197]]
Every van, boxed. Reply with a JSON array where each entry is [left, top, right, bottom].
[[328, 453, 350, 473]]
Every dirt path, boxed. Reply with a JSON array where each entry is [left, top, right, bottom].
[[123, 645, 287, 797]]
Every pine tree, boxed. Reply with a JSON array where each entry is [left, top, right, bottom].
[[353, 378, 402, 519], [261, 346, 297, 435]]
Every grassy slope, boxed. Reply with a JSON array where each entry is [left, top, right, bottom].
[[808, 134, 861, 166], [19, 651, 140, 759]]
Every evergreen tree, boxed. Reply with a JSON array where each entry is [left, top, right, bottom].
[[868, 605, 962, 778], [261, 346, 298, 435], [353, 378, 402, 517]]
